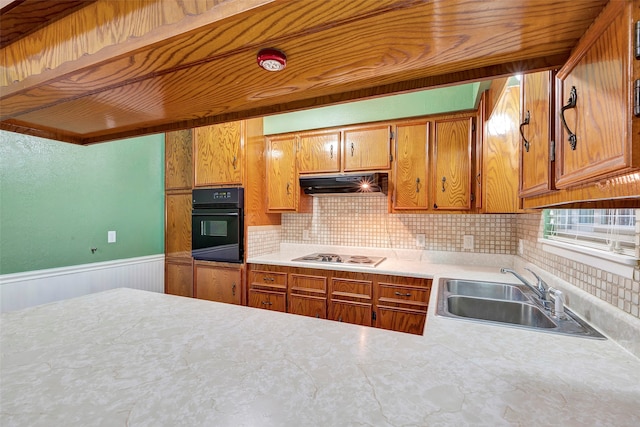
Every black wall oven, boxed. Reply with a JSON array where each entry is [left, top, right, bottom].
[[192, 187, 244, 263]]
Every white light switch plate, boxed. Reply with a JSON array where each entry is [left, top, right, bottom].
[[302, 229, 311, 241], [108, 230, 116, 243], [416, 234, 426, 248]]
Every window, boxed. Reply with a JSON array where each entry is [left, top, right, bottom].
[[543, 209, 638, 258]]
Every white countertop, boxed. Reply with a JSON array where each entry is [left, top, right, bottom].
[[2, 275, 640, 426]]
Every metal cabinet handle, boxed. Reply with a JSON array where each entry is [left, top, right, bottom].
[[232, 155, 237, 169], [338, 316, 343, 322], [560, 86, 578, 150], [262, 276, 274, 282], [350, 142, 354, 156], [286, 182, 291, 195], [330, 144, 333, 159], [416, 177, 420, 193], [261, 301, 273, 306], [519, 110, 530, 152], [232, 283, 236, 296], [394, 291, 412, 297], [441, 176, 446, 192]]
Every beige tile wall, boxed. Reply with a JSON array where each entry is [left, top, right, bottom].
[[517, 213, 639, 319], [246, 225, 281, 258], [282, 196, 517, 252]]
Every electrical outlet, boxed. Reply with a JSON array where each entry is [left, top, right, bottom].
[[108, 230, 116, 243], [518, 239, 524, 255], [463, 235, 474, 250], [416, 234, 426, 248], [302, 229, 311, 241]]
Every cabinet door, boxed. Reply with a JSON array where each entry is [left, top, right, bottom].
[[483, 85, 520, 213], [165, 129, 193, 190], [555, 2, 635, 188], [194, 264, 242, 305], [393, 121, 429, 210], [289, 295, 327, 319], [432, 117, 473, 210], [248, 290, 286, 312], [266, 134, 298, 211], [329, 300, 372, 326], [343, 124, 391, 171], [298, 130, 341, 174], [194, 121, 242, 186], [165, 191, 192, 258], [376, 306, 426, 335], [519, 71, 555, 197], [165, 259, 193, 297]]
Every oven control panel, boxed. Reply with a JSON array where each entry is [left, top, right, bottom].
[[192, 187, 244, 207]]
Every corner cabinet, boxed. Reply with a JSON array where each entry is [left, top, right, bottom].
[[519, 70, 555, 198], [193, 121, 243, 187], [555, 0, 638, 188], [432, 116, 474, 210]]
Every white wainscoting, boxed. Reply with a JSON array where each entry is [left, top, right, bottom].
[[0, 255, 165, 313]]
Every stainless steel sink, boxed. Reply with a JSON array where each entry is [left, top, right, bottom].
[[446, 296, 556, 328], [436, 277, 605, 339], [445, 279, 528, 301]]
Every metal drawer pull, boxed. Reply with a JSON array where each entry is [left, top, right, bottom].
[[262, 276, 275, 282], [232, 283, 236, 296], [560, 86, 578, 150], [519, 110, 530, 152], [351, 142, 354, 156], [261, 301, 273, 306], [416, 177, 420, 193], [394, 291, 412, 297], [330, 144, 333, 159]]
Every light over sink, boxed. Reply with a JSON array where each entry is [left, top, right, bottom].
[[436, 277, 605, 339]]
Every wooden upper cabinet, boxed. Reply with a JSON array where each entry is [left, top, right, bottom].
[[266, 134, 298, 211], [165, 129, 193, 190], [482, 85, 520, 213], [555, 1, 637, 188], [193, 121, 243, 187], [519, 71, 555, 197], [393, 121, 429, 210], [297, 130, 341, 174], [343, 124, 392, 172], [432, 117, 473, 210]]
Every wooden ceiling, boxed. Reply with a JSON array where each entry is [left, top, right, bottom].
[[0, 0, 611, 144]]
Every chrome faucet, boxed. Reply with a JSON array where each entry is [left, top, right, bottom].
[[499, 267, 547, 300]]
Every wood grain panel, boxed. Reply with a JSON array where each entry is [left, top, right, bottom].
[[343, 124, 391, 171], [266, 134, 297, 211], [432, 117, 473, 210], [289, 274, 327, 295], [248, 289, 286, 312], [193, 121, 242, 186], [555, 1, 634, 187], [194, 262, 242, 305], [483, 85, 520, 213], [1, 0, 608, 144], [165, 129, 193, 190], [328, 300, 372, 326], [288, 294, 327, 319], [165, 258, 193, 297], [519, 71, 554, 197], [297, 130, 340, 174], [376, 306, 426, 335], [165, 191, 192, 258], [393, 121, 429, 210]]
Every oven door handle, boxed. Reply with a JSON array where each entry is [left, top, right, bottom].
[[192, 212, 239, 217]]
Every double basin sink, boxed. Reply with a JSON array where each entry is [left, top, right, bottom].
[[436, 278, 605, 339]]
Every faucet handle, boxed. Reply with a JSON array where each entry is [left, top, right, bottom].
[[524, 268, 547, 292]]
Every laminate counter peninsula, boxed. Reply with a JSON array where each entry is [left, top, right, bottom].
[[2, 267, 639, 426]]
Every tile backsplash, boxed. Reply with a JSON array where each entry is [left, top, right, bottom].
[[247, 196, 639, 320], [282, 196, 517, 253]]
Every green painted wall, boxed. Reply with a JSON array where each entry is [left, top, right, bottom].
[[0, 131, 165, 275], [264, 83, 482, 135]]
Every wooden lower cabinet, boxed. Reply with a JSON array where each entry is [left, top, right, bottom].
[[246, 264, 431, 334], [165, 258, 193, 297], [194, 261, 243, 305]]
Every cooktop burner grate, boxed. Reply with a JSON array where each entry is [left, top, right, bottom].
[[292, 253, 386, 267]]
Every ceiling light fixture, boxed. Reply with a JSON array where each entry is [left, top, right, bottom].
[[257, 48, 287, 72]]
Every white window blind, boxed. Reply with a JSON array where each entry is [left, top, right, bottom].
[[544, 209, 639, 258]]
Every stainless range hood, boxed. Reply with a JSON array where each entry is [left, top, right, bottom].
[[299, 173, 387, 195]]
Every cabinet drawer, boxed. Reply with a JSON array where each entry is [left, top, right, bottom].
[[248, 290, 286, 312], [330, 278, 372, 301], [250, 270, 287, 291], [289, 294, 327, 319], [376, 306, 426, 335], [378, 283, 430, 308], [290, 274, 327, 295]]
